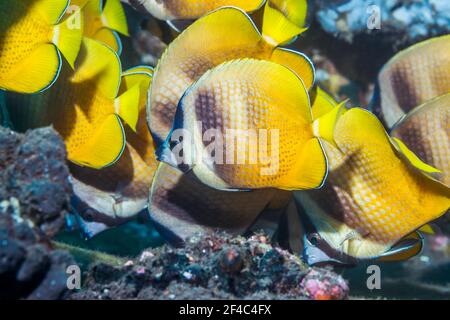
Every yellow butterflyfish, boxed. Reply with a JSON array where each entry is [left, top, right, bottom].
[[71, 0, 129, 54], [0, 0, 83, 93], [149, 162, 292, 245], [124, 0, 266, 22], [391, 93, 450, 186], [148, 0, 312, 146], [157, 59, 327, 191], [70, 66, 158, 237], [378, 34, 450, 128], [294, 107, 450, 265], [8, 37, 147, 169]]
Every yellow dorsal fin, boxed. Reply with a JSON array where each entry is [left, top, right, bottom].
[[1, 44, 61, 94], [102, 0, 129, 36], [115, 85, 140, 131], [311, 87, 339, 120], [280, 138, 328, 190], [35, 0, 70, 24], [390, 137, 442, 174], [312, 102, 347, 146], [70, 114, 125, 169], [72, 38, 121, 100], [262, 0, 308, 46], [51, 9, 84, 69]]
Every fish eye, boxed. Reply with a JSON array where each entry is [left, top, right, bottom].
[[83, 209, 96, 222], [308, 233, 321, 246]]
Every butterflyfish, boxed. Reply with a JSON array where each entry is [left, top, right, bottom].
[[378, 34, 450, 128], [295, 105, 450, 265], [148, 0, 313, 146], [71, 0, 129, 54], [157, 59, 327, 191], [0, 0, 84, 93]]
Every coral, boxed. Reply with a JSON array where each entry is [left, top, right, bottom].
[[69, 232, 349, 300], [0, 126, 71, 237], [314, 0, 450, 45], [0, 126, 75, 299]]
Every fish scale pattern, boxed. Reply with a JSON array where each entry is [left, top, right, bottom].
[[392, 94, 450, 186], [379, 35, 450, 127], [179, 60, 314, 189], [301, 109, 450, 258]]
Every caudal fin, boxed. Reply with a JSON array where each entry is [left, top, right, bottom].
[[262, 0, 308, 46], [102, 0, 129, 36], [52, 9, 84, 68], [115, 85, 140, 131]]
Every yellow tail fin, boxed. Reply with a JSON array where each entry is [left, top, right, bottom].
[[262, 0, 308, 46], [102, 0, 129, 36], [52, 9, 84, 68], [312, 102, 346, 146], [311, 87, 339, 120], [70, 114, 125, 169], [115, 85, 141, 131]]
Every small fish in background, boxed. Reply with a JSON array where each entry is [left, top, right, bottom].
[[148, 162, 292, 246], [158, 59, 327, 191], [391, 94, 450, 187], [70, 66, 158, 238], [295, 100, 450, 266], [377, 35, 450, 128], [72, 0, 129, 54], [0, 0, 83, 93], [148, 0, 313, 147], [123, 0, 266, 31]]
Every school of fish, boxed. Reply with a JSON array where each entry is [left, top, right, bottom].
[[0, 0, 448, 265]]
